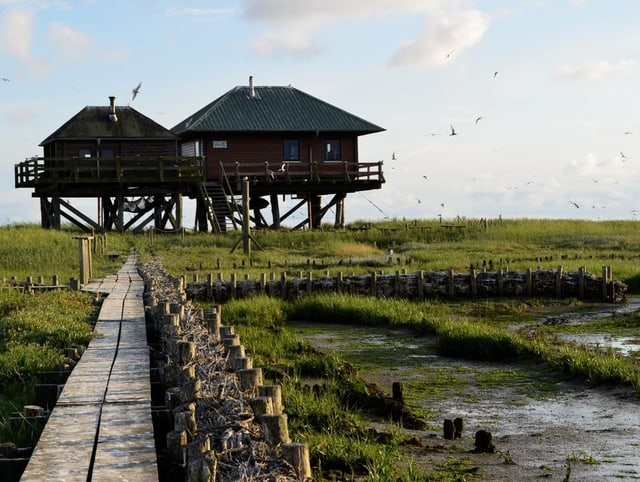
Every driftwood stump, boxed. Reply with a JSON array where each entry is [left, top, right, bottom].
[[474, 429, 495, 453]]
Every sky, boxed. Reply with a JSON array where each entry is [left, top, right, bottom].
[[2, 0, 640, 227]]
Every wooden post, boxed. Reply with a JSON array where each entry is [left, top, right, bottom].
[[474, 430, 495, 453], [261, 413, 291, 445], [205, 305, 221, 339], [470, 268, 477, 297], [602, 265, 609, 301], [449, 269, 455, 297], [417, 270, 424, 299], [336, 271, 343, 294], [249, 396, 273, 419], [242, 178, 251, 256], [258, 385, 283, 414], [230, 272, 237, 299], [238, 368, 263, 395], [578, 266, 585, 299], [206, 273, 213, 300], [443, 419, 455, 440], [74, 236, 94, 285], [281, 272, 287, 299], [556, 265, 563, 298], [282, 442, 312, 480], [394, 270, 401, 297], [526, 268, 532, 296], [370, 272, 377, 296], [498, 269, 504, 296]]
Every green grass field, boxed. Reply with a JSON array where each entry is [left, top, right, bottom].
[[1, 219, 639, 479]]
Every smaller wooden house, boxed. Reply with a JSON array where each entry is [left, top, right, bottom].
[[15, 97, 199, 232], [172, 77, 385, 230]]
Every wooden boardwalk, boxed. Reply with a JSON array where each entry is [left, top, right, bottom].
[[20, 250, 158, 481]]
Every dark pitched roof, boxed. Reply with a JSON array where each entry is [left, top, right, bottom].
[[40, 104, 176, 145], [171, 85, 385, 136]]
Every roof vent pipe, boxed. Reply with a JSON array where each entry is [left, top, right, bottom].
[[108, 96, 118, 122], [249, 76, 255, 98]]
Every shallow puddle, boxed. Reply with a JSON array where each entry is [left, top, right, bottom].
[[291, 321, 640, 480]]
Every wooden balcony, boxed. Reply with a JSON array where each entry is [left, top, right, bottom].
[[14, 156, 204, 189], [219, 160, 385, 196]]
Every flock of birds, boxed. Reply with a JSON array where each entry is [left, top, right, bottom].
[[381, 56, 638, 220]]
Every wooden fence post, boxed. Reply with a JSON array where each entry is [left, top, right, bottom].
[[578, 266, 585, 299], [556, 265, 563, 298], [417, 270, 424, 299], [526, 268, 532, 296], [448, 269, 455, 297], [470, 268, 477, 297], [370, 272, 377, 296]]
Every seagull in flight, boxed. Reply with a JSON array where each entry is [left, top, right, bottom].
[[391, 152, 397, 160], [449, 124, 457, 136], [446, 48, 455, 58], [1, 77, 9, 82], [131, 81, 142, 101], [475, 116, 483, 124], [621, 151, 628, 160], [569, 201, 580, 209], [493, 71, 498, 78]]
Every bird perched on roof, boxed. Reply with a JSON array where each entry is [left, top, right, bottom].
[[131, 81, 142, 101]]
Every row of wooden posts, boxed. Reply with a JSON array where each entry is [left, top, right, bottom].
[[182, 265, 623, 302], [144, 278, 312, 480]]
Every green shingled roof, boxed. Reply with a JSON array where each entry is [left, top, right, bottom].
[[171, 85, 385, 135], [40, 105, 176, 145]]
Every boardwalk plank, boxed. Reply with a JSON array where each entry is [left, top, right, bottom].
[[21, 252, 158, 481]]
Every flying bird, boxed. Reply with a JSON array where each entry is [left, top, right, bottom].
[[621, 151, 628, 160], [449, 124, 457, 136], [475, 116, 483, 124], [1, 77, 9, 82], [624, 131, 632, 135], [446, 48, 456, 58], [391, 152, 397, 160], [569, 201, 580, 209], [422, 175, 428, 180], [493, 71, 498, 78], [131, 81, 142, 101]]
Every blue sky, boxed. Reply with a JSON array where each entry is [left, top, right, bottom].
[[2, 0, 640, 226]]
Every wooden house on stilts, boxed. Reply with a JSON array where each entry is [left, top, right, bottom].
[[173, 76, 385, 232], [14, 77, 385, 233]]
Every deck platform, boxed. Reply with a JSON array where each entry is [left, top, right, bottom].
[[20, 251, 157, 481]]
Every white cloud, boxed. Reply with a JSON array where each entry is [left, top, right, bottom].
[[558, 59, 637, 81], [250, 29, 319, 57], [388, 7, 491, 67], [0, 8, 34, 60], [48, 22, 90, 61], [242, 0, 491, 64]]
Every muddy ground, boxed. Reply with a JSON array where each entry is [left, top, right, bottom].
[[293, 302, 640, 481]]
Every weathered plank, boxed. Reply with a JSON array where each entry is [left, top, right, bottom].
[[20, 252, 158, 481]]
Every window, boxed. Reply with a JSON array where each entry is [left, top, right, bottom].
[[100, 149, 115, 158], [78, 148, 92, 158], [283, 139, 300, 161], [325, 139, 341, 161]]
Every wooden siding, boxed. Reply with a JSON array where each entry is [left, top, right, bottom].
[[192, 132, 358, 181], [45, 139, 177, 159]]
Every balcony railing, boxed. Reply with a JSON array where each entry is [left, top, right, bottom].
[[14, 156, 204, 188], [219, 160, 385, 185]]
